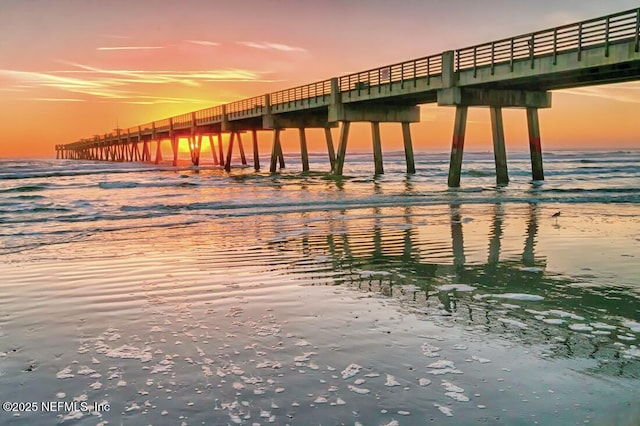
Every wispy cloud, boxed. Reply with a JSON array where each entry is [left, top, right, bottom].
[[102, 34, 131, 40], [561, 85, 640, 104], [186, 40, 220, 47], [20, 97, 86, 102], [237, 41, 307, 52], [0, 63, 276, 104], [97, 46, 165, 51]]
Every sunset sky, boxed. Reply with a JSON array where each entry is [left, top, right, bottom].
[[1, 0, 639, 158]]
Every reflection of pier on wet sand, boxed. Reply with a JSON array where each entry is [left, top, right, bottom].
[[269, 203, 640, 378]]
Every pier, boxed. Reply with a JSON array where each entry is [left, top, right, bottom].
[[56, 8, 640, 187]]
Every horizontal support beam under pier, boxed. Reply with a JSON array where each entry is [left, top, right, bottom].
[[437, 87, 551, 108], [328, 104, 420, 123], [262, 114, 338, 130]]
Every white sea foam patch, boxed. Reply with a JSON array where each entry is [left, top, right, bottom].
[[437, 284, 477, 292], [104, 345, 153, 362], [498, 318, 528, 329], [622, 320, 640, 333], [519, 266, 543, 273], [435, 403, 453, 417], [341, 363, 363, 380], [428, 360, 463, 375], [623, 348, 640, 359], [385, 374, 401, 387], [348, 385, 370, 394], [569, 324, 593, 332], [484, 293, 544, 302], [56, 366, 74, 379], [548, 310, 584, 321]]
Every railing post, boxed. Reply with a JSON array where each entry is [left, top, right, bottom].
[[473, 46, 477, 78], [441, 51, 456, 88], [401, 62, 404, 89], [491, 42, 495, 75], [424, 57, 431, 87], [604, 16, 610, 57], [635, 8, 640, 52], [510, 38, 514, 71], [553, 28, 558, 65], [578, 22, 583, 61], [530, 34, 535, 69], [415, 60, 418, 87]]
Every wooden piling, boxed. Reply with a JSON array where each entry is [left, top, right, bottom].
[[252, 129, 260, 171], [299, 128, 310, 172], [526, 107, 545, 181], [402, 122, 416, 174], [333, 121, 350, 175], [447, 106, 468, 187], [490, 106, 509, 185]]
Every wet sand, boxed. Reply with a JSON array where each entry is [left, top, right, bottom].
[[1, 202, 639, 425]]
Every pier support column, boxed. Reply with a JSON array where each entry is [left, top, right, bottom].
[[299, 128, 310, 172], [325, 127, 336, 171], [371, 122, 384, 175], [225, 132, 235, 172], [217, 133, 225, 167], [208, 135, 219, 165], [333, 121, 350, 176], [171, 137, 179, 167], [526, 107, 545, 181], [447, 106, 468, 187], [270, 129, 284, 173], [155, 140, 163, 164], [237, 133, 247, 166], [490, 107, 509, 185], [252, 130, 260, 171], [402, 122, 416, 174]]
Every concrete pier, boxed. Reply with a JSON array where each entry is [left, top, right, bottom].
[[57, 8, 640, 185]]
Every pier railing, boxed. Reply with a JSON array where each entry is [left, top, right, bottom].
[[455, 8, 640, 73], [338, 53, 443, 96], [270, 79, 333, 111], [62, 8, 640, 148]]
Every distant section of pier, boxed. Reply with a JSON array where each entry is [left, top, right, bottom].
[[57, 8, 640, 187]]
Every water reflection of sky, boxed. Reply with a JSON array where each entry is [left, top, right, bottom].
[[270, 203, 640, 379]]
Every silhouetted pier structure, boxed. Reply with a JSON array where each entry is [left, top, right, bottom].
[[57, 8, 640, 186]]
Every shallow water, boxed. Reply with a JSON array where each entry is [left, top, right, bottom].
[[1, 151, 639, 425]]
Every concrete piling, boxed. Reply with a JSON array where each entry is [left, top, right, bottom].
[[252, 130, 260, 171], [490, 106, 509, 185], [325, 127, 336, 171], [333, 121, 350, 176], [225, 132, 235, 172], [371, 122, 384, 175], [527, 107, 545, 181], [299, 128, 310, 172], [447, 106, 468, 187], [402, 122, 415, 174]]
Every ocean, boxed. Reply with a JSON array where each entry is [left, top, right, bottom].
[[1, 150, 639, 425]]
